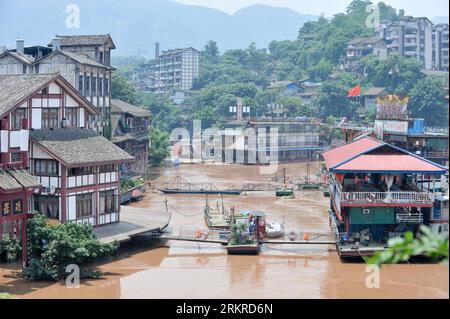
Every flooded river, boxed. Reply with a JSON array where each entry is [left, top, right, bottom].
[[1, 162, 448, 298]]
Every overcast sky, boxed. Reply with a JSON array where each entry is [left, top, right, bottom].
[[172, 0, 448, 18]]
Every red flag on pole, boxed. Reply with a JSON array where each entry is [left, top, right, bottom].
[[347, 84, 361, 97]]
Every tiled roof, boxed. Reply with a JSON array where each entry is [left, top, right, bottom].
[[8, 169, 41, 188], [0, 51, 33, 64], [52, 35, 116, 49], [322, 137, 384, 169], [0, 170, 22, 191], [333, 154, 447, 174], [111, 99, 151, 117], [35, 49, 110, 69], [323, 137, 447, 174], [0, 169, 40, 191], [0, 73, 58, 117], [30, 128, 134, 167], [111, 133, 135, 143], [59, 49, 110, 69], [363, 87, 387, 96]]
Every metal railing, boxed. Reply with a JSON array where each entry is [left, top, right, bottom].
[[396, 211, 423, 223], [339, 190, 434, 205], [424, 127, 449, 135], [336, 121, 374, 131], [424, 150, 449, 158]]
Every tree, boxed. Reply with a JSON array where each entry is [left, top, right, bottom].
[[409, 76, 449, 126], [204, 40, 220, 63], [150, 128, 170, 166], [360, 54, 423, 94], [315, 80, 358, 118], [23, 214, 117, 281], [111, 72, 137, 104]]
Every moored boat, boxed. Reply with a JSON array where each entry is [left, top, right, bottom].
[[226, 244, 259, 255]]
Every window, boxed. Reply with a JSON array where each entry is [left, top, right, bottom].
[[78, 75, 84, 95], [99, 190, 117, 214], [76, 193, 93, 218], [99, 51, 104, 63], [98, 77, 103, 96], [10, 151, 21, 163], [92, 76, 97, 95], [34, 195, 59, 219], [85, 76, 91, 95], [99, 164, 115, 173], [69, 166, 95, 176], [42, 108, 59, 129], [104, 78, 109, 94], [34, 159, 58, 176], [11, 108, 26, 130], [65, 108, 78, 127]]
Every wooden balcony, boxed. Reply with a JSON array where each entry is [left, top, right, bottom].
[[330, 183, 435, 207], [340, 190, 434, 205]]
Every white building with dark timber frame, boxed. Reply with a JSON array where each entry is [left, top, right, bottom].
[[0, 73, 133, 227], [0, 35, 116, 135]]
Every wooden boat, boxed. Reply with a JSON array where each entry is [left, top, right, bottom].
[[226, 244, 259, 255], [276, 189, 294, 197]]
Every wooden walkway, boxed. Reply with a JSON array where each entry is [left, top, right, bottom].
[[95, 206, 171, 244]]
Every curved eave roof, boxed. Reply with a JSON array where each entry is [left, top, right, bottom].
[[332, 154, 447, 174]]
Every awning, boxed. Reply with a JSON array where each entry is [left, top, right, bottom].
[[0, 169, 40, 191], [0, 170, 22, 191], [332, 154, 447, 174]]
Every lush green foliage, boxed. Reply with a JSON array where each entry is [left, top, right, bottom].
[[149, 128, 170, 166], [136, 92, 186, 132], [0, 234, 22, 262], [365, 225, 449, 266], [114, 0, 447, 133], [22, 214, 117, 281], [112, 72, 137, 105], [120, 177, 146, 193], [409, 76, 449, 126]]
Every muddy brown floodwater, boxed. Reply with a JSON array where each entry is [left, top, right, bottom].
[[1, 162, 448, 298]]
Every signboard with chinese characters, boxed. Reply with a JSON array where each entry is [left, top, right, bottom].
[[2, 201, 11, 216], [376, 95, 409, 120], [13, 199, 23, 215]]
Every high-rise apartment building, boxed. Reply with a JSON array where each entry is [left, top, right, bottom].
[[433, 23, 449, 71], [375, 16, 434, 69]]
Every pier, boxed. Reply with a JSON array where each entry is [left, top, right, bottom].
[[95, 206, 171, 244]]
